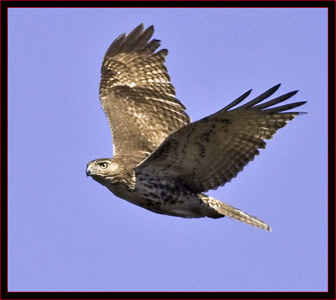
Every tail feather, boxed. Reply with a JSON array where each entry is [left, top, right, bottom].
[[201, 195, 271, 231]]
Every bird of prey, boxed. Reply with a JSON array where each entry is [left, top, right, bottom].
[[86, 23, 306, 231]]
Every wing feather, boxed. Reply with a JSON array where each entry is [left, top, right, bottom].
[[99, 24, 190, 161], [136, 84, 306, 193]]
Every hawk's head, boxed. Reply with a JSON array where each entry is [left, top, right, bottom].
[[86, 158, 136, 197], [86, 158, 124, 185]]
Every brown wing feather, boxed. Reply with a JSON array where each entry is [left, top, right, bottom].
[[136, 84, 306, 193], [99, 24, 190, 160]]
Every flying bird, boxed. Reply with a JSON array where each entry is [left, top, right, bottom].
[[86, 24, 306, 231]]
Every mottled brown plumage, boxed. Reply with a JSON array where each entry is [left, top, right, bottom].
[[99, 24, 190, 161], [86, 24, 306, 231]]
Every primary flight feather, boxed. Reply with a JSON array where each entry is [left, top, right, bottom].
[[86, 24, 306, 231]]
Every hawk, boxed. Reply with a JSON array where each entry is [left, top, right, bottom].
[[86, 24, 306, 231]]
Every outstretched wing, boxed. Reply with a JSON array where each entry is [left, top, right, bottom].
[[99, 24, 190, 161], [136, 84, 306, 193]]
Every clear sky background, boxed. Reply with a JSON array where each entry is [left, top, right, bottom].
[[8, 8, 328, 292]]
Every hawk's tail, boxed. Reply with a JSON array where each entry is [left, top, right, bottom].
[[200, 194, 271, 231]]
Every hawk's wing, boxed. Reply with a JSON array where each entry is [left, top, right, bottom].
[[136, 84, 306, 194], [99, 24, 190, 161]]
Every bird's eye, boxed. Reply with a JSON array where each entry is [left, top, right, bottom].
[[99, 162, 108, 169]]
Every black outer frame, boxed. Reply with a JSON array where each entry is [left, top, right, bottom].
[[1, 1, 335, 300]]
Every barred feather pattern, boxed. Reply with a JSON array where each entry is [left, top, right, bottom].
[[136, 84, 306, 194], [99, 24, 190, 160], [200, 194, 271, 231]]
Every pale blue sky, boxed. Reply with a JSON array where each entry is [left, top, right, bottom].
[[8, 8, 328, 292]]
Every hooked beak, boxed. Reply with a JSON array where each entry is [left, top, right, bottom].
[[86, 163, 93, 177]]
